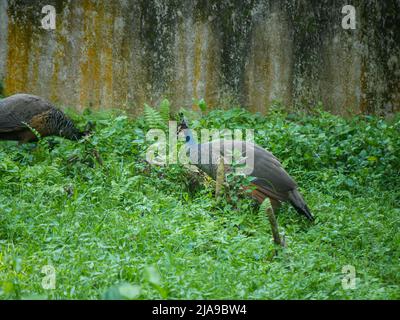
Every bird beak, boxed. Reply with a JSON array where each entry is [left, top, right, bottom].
[[306, 212, 315, 222]]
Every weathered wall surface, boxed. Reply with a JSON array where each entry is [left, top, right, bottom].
[[0, 0, 399, 115]]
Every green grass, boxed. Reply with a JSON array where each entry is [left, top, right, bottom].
[[0, 107, 399, 299]]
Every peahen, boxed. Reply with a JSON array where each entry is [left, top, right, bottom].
[[0, 94, 90, 143], [178, 118, 314, 222]]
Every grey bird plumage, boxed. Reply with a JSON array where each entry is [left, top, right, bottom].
[[178, 119, 314, 221]]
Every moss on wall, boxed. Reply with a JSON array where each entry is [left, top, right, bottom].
[[1, 0, 399, 115]]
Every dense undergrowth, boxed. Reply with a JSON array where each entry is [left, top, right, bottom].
[[0, 105, 399, 299]]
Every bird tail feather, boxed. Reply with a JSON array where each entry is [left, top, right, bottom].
[[288, 189, 314, 221]]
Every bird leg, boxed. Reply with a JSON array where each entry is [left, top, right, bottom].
[[215, 157, 225, 198], [270, 198, 281, 216], [264, 198, 286, 248]]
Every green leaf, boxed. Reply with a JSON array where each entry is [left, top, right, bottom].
[[103, 282, 141, 300], [198, 98, 207, 113], [144, 265, 161, 286], [144, 104, 166, 129], [159, 99, 171, 122]]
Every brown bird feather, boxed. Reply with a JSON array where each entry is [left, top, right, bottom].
[[0, 94, 86, 143]]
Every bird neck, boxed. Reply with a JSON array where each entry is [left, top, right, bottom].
[[183, 128, 197, 146], [49, 109, 82, 140]]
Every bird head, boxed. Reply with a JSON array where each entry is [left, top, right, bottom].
[[70, 121, 95, 141], [177, 114, 189, 134]]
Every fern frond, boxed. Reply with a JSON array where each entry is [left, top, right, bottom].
[[22, 121, 42, 140], [159, 99, 171, 123], [144, 104, 165, 129]]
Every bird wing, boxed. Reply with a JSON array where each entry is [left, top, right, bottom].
[[0, 94, 52, 132], [208, 140, 297, 197], [0, 106, 25, 132], [190, 139, 298, 200], [249, 143, 298, 199]]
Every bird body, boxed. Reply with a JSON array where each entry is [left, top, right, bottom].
[[180, 124, 314, 221], [0, 94, 85, 143]]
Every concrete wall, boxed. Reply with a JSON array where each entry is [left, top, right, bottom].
[[0, 0, 399, 116]]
